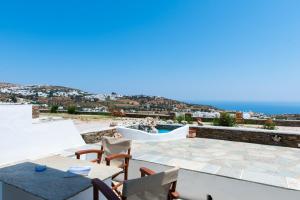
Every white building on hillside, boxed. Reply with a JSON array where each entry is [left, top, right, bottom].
[[192, 111, 220, 118]]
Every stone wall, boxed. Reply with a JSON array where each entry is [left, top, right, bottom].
[[32, 106, 40, 119], [198, 118, 300, 127], [81, 128, 117, 144], [124, 113, 173, 120], [190, 126, 300, 148], [244, 119, 300, 127]]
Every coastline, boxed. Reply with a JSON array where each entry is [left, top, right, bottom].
[[188, 101, 300, 115]]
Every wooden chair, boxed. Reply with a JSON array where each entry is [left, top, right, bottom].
[[140, 167, 180, 200], [92, 167, 180, 200], [75, 137, 132, 194]]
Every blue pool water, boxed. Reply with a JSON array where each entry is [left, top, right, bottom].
[[157, 129, 172, 134]]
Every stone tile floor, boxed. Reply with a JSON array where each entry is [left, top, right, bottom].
[[131, 138, 300, 190]]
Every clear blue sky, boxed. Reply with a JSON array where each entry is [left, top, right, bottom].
[[0, 0, 300, 102]]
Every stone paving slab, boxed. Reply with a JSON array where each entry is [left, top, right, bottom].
[[131, 138, 300, 190]]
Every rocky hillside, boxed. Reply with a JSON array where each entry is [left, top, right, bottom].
[[0, 82, 217, 113]]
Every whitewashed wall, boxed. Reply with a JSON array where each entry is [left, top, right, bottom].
[[117, 125, 189, 142], [0, 105, 85, 165], [0, 104, 33, 134]]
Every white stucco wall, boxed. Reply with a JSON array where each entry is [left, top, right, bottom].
[[0, 104, 33, 134], [117, 125, 189, 142], [0, 105, 85, 165]]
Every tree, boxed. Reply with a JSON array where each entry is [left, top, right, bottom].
[[50, 105, 58, 113], [185, 114, 194, 124], [176, 115, 185, 123], [67, 106, 77, 114], [11, 95, 17, 103], [49, 91, 54, 98], [213, 112, 236, 127]]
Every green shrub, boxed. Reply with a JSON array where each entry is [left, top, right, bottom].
[[213, 112, 236, 127], [176, 115, 185, 123], [67, 106, 77, 114], [11, 95, 18, 103], [175, 114, 194, 124], [263, 119, 276, 130], [185, 115, 194, 123], [50, 105, 58, 113]]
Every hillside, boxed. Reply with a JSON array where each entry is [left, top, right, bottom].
[[0, 82, 217, 113], [0, 82, 20, 88]]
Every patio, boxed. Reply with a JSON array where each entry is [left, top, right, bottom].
[[59, 137, 300, 199], [131, 138, 300, 190]]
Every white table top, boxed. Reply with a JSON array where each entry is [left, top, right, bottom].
[[0, 155, 122, 200]]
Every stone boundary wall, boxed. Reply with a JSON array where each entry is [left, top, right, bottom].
[[190, 126, 300, 148], [40, 109, 111, 116], [32, 106, 40, 119], [244, 119, 300, 127], [81, 128, 116, 144], [124, 113, 173, 120], [199, 118, 300, 127]]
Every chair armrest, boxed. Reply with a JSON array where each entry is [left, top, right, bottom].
[[140, 167, 156, 177], [75, 149, 103, 164], [105, 154, 131, 162], [105, 153, 131, 166], [92, 179, 120, 200], [170, 191, 180, 199], [75, 149, 103, 156]]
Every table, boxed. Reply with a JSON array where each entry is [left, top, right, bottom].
[[0, 155, 122, 200]]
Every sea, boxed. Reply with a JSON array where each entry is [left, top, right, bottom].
[[188, 101, 300, 115]]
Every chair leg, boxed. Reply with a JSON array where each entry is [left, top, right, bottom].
[[93, 185, 99, 200], [124, 157, 130, 181], [112, 182, 123, 197], [169, 181, 179, 200], [124, 166, 128, 180]]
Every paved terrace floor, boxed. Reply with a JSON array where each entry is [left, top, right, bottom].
[[131, 138, 300, 191]]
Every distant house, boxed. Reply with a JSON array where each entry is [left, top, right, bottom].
[[58, 106, 64, 111], [38, 92, 48, 97], [243, 112, 252, 119], [192, 111, 221, 118]]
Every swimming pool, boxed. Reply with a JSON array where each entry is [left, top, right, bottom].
[[117, 125, 189, 142], [157, 128, 172, 134]]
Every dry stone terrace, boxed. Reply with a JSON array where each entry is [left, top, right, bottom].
[[76, 121, 300, 191], [131, 138, 300, 190], [64, 133, 300, 191]]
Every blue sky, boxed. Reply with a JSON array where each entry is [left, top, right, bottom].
[[0, 0, 300, 102]]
